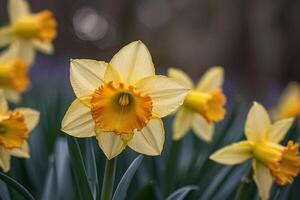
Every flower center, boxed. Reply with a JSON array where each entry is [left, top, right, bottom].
[[183, 89, 226, 123], [13, 10, 56, 42], [270, 141, 300, 185], [0, 59, 29, 92], [0, 112, 29, 149], [91, 82, 153, 134]]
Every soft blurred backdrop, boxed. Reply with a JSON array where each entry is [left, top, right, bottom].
[[1, 0, 300, 200]]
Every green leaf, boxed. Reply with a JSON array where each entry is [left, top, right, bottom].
[[166, 185, 198, 200], [112, 155, 144, 200], [0, 172, 35, 200], [67, 137, 94, 200]]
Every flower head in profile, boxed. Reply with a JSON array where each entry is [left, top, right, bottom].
[[0, 90, 39, 172], [61, 41, 189, 159], [210, 102, 300, 200], [272, 82, 300, 120], [0, 0, 57, 65], [0, 45, 30, 103], [168, 67, 226, 142]]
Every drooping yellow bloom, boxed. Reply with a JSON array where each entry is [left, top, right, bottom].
[[0, 0, 57, 65], [0, 90, 40, 172], [210, 102, 300, 200], [0, 45, 30, 103], [272, 82, 300, 120], [61, 41, 189, 160], [168, 67, 226, 142]]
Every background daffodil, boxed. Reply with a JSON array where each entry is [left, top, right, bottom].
[[0, 0, 57, 65], [61, 41, 189, 160], [168, 67, 226, 142], [0, 45, 30, 103], [272, 82, 300, 120], [210, 102, 300, 200], [0, 90, 40, 172]]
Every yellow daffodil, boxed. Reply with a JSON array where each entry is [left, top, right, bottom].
[[0, 90, 39, 172], [61, 41, 189, 160], [210, 102, 300, 200], [0, 0, 57, 65], [168, 67, 226, 142], [0, 45, 30, 103], [272, 82, 300, 120]]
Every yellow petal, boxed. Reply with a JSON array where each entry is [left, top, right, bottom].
[[196, 66, 224, 93], [14, 108, 40, 131], [168, 68, 194, 88], [10, 141, 30, 158], [104, 64, 121, 83], [0, 90, 8, 114], [0, 27, 13, 47], [14, 40, 35, 66], [191, 114, 214, 142], [252, 160, 273, 200], [172, 108, 193, 140], [3, 89, 21, 103], [33, 41, 54, 54], [128, 118, 164, 156], [96, 131, 126, 160], [109, 41, 155, 84], [267, 118, 293, 144], [209, 141, 253, 164], [70, 59, 106, 98], [0, 146, 11, 172], [61, 99, 95, 137], [136, 75, 189, 117], [8, 0, 30, 23], [245, 102, 271, 142]]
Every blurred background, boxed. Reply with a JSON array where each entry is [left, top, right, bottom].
[[1, 0, 300, 102], [1, 0, 300, 199]]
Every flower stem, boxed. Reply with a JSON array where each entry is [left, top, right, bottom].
[[234, 169, 253, 200], [101, 158, 117, 200]]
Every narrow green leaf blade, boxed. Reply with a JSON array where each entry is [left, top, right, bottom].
[[0, 172, 35, 200], [166, 185, 198, 200], [67, 137, 94, 200], [112, 155, 144, 200]]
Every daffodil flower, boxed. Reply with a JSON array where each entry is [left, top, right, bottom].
[[272, 82, 300, 120], [61, 41, 189, 160], [0, 0, 57, 65], [210, 102, 300, 200], [0, 45, 30, 103], [0, 90, 40, 172], [168, 67, 226, 142]]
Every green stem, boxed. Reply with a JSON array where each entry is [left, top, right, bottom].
[[101, 158, 117, 200], [234, 169, 253, 200]]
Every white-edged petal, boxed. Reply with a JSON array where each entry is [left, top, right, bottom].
[[172, 108, 193, 140], [109, 41, 155, 84], [61, 99, 95, 138], [33, 41, 54, 54], [14, 108, 40, 131], [192, 114, 214, 142], [9, 0, 30, 23], [0, 27, 13, 47], [210, 141, 253, 164], [70, 59, 106, 98], [0, 146, 11, 172], [128, 118, 164, 156], [196, 66, 224, 93], [168, 68, 194, 88], [96, 131, 126, 160], [0, 90, 8, 114], [267, 118, 293, 143], [245, 102, 271, 142], [10, 142, 30, 158], [136, 75, 189, 117], [252, 160, 273, 200]]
